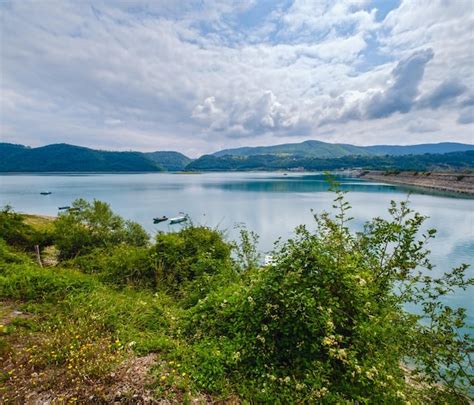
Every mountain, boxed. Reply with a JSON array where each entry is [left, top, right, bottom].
[[213, 140, 474, 158], [2, 140, 473, 173], [213, 140, 370, 158], [187, 151, 474, 172], [0, 143, 190, 172], [144, 151, 192, 171], [364, 142, 474, 156]]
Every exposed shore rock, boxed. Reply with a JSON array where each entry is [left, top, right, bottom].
[[358, 171, 474, 196]]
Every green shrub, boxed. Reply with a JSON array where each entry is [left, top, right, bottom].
[[53, 199, 149, 259], [183, 193, 473, 402], [153, 226, 234, 297], [0, 238, 33, 265], [71, 246, 157, 288], [0, 206, 53, 250], [0, 263, 99, 302]]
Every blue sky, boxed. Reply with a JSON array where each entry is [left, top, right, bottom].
[[1, 0, 473, 156]]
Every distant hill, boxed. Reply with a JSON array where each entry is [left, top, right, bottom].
[[0, 143, 191, 172], [2, 140, 473, 173], [213, 140, 371, 158], [213, 140, 474, 158], [187, 151, 474, 172], [144, 151, 192, 171], [364, 142, 474, 156]]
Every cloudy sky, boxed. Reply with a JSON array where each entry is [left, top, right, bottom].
[[1, 0, 473, 156]]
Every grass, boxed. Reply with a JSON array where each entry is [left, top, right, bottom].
[[1, 203, 472, 403], [22, 214, 55, 233], [0, 263, 191, 402]]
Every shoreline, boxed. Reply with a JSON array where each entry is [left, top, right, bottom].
[[357, 170, 474, 196]]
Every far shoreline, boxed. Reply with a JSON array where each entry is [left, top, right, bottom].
[[357, 170, 474, 196]]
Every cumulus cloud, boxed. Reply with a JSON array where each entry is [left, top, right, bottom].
[[418, 79, 467, 109], [364, 49, 434, 118], [0, 0, 473, 155], [193, 91, 310, 137]]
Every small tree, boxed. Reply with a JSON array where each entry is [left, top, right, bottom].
[[234, 223, 261, 272], [53, 199, 149, 259], [0, 205, 52, 250], [153, 226, 234, 303]]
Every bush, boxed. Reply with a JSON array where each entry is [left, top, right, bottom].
[[153, 226, 234, 297], [0, 263, 99, 302], [53, 199, 149, 259], [0, 206, 52, 250], [183, 192, 473, 402], [71, 246, 157, 289], [0, 238, 33, 265]]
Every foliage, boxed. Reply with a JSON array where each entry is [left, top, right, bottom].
[[0, 143, 164, 172], [153, 226, 235, 300], [0, 206, 53, 250], [233, 224, 261, 272], [183, 192, 473, 402], [0, 195, 472, 403], [70, 245, 157, 289], [144, 151, 192, 171], [187, 150, 474, 172], [53, 199, 149, 259], [0, 263, 99, 302]]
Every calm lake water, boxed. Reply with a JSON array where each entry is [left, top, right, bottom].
[[1, 172, 473, 329]]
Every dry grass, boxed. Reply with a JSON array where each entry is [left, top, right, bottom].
[[22, 214, 55, 232]]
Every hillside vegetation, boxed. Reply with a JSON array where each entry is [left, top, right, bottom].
[[1, 140, 473, 173], [0, 143, 191, 172], [188, 150, 474, 172], [0, 191, 472, 403], [144, 151, 192, 172], [214, 140, 474, 158]]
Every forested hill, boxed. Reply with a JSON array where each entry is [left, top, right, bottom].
[[144, 151, 192, 171], [0, 143, 191, 172], [2, 141, 473, 172], [213, 140, 474, 158], [213, 140, 371, 158], [187, 150, 474, 172]]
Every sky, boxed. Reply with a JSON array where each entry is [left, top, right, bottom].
[[0, 0, 473, 157]]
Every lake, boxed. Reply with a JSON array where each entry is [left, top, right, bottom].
[[1, 172, 473, 329]]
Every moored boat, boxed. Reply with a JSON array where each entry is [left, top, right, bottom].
[[153, 216, 168, 224], [58, 206, 70, 210], [40, 191, 52, 195], [169, 215, 188, 224]]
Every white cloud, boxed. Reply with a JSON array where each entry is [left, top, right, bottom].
[[0, 0, 473, 156]]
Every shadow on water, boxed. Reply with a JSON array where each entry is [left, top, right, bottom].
[[203, 174, 473, 198], [203, 174, 400, 194]]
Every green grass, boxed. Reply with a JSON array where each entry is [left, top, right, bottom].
[[1, 199, 472, 403]]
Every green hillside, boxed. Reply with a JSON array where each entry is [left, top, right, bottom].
[[0, 143, 192, 172], [187, 151, 474, 172], [213, 140, 474, 158], [0, 143, 162, 172], [144, 151, 192, 171], [213, 140, 371, 158]]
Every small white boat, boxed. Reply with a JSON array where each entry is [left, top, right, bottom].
[[169, 215, 188, 224], [264, 255, 275, 266]]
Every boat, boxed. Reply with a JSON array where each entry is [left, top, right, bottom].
[[58, 206, 70, 210], [169, 215, 188, 224], [153, 216, 168, 224], [40, 191, 52, 195]]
